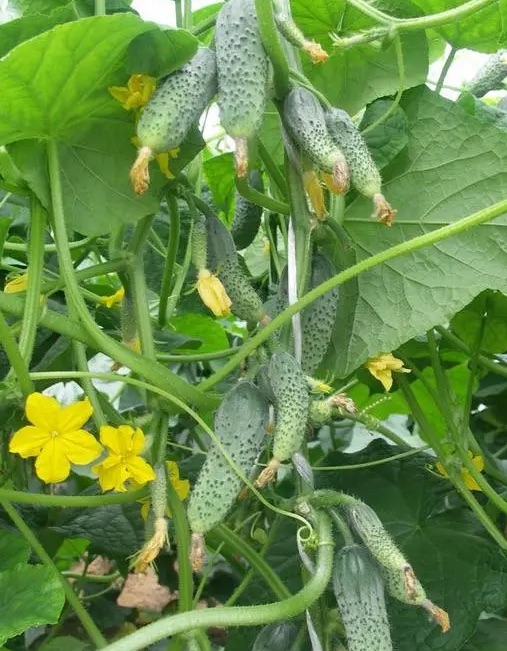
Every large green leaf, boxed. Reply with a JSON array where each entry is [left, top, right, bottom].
[[316, 441, 507, 651], [451, 290, 507, 354], [0, 14, 197, 144], [0, 564, 64, 645], [410, 0, 506, 51], [0, 8, 72, 59], [290, 0, 428, 114], [0, 530, 30, 572], [169, 313, 231, 354], [463, 619, 507, 651], [361, 100, 409, 169], [322, 86, 507, 377], [203, 152, 236, 221]]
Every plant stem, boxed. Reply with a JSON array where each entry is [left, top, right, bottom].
[[0, 486, 147, 507], [183, 0, 192, 29], [435, 46, 457, 94], [436, 326, 507, 380], [40, 259, 128, 295], [0, 499, 108, 648], [167, 470, 194, 612], [235, 177, 290, 215], [157, 348, 235, 363], [94, 0, 106, 15], [99, 512, 334, 651], [45, 139, 212, 411], [190, 12, 216, 36], [257, 140, 288, 199], [159, 193, 180, 326], [0, 310, 33, 394], [254, 0, 290, 98], [4, 236, 94, 253], [200, 196, 507, 391]]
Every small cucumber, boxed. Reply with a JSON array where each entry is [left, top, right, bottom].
[[131, 47, 217, 194], [325, 108, 396, 225], [273, 0, 328, 64], [468, 49, 507, 97], [283, 87, 349, 193], [191, 215, 208, 271], [187, 381, 269, 569], [255, 352, 309, 486], [300, 254, 338, 376], [333, 544, 393, 651], [215, 0, 269, 176], [231, 170, 264, 250]]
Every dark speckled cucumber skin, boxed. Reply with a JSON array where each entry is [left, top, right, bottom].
[[215, 0, 269, 139], [187, 381, 269, 535], [468, 49, 507, 97], [333, 545, 393, 651], [325, 108, 381, 199], [231, 170, 264, 249], [136, 47, 217, 152]]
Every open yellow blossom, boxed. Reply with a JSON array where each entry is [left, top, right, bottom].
[[93, 425, 155, 492], [139, 460, 190, 520], [196, 268, 232, 317], [9, 393, 102, 484], [436, 452, 484, 492], [98, 286, 125, 308], [109, 74, 156, 110], [4, 272, 28, 293], [365, 352, 410, 391]]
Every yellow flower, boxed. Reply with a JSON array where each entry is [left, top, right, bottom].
[[109, 74, 156, 110], [4, 272, 28, 293], [436, 452, 484, 492], [365, 352, 410, 391], [155, 147, 180, 180], [139, 460, 190, 520], [196, 268, 232, 317], [93, 425, 155, 492], [303, 169, 327, 220], [98, 286, 125, 308], [9, 393, 102, 484], [133, 517, 168, 573]]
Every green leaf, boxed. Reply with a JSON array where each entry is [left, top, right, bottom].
[[38, 636, 91, 651], [0, 218, 12, 258], [203, 152, 236, 221], [316, 441, 507, 651], [360, 100, 409, 169], [0, 564, 64, 645], [125, 28, 199, 78], [0, 14, 197, 144], [290, 0, 428, 114], [410, 0, 506, 51], [0, 9, 73, 59], [322, 87, 507, 377], [458, 93, 507, 132], [451, 290, 507, 354], [463, 619, 507, 651], [0, 530, 30, 571], [169, 313, 230, 354]]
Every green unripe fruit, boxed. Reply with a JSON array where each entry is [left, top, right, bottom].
[[215, 0, 269, 176], [333, 544, 393, 651], [191, 216, 208, 271], [231, 170, 264, 250], [218, 259, 266, 323], [468, 49, 507, 97], [283, 87, 349, 193]]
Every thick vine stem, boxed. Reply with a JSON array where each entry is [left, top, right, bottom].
[[254, 0, 290, 98], [0, 486, 147, 507], [0, 310, 33, 395], [99, 511, 334, 651]]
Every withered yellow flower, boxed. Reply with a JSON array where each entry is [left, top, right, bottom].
[[98, 286, 125, 308], [365, 352, 410, 391], [196, 268, 232, 317]]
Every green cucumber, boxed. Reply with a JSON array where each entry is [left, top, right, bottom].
[[283, 87, 349, 193], [468, 49, 507, 97], [255, 352, 309, 486], [187, 381, 269, 569], [333, 544, 393, 651], [131, 47, 217, 194], [215, 0, 269, 177], [191, 215, 208, 271], [273, 0, 327, 64], [231, 170, 264, 250], [325, 108, 396, 225], [300, 254, 338, 376]]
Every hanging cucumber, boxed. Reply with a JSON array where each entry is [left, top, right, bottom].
[[231, 170, 264, 250], [130, 47, 217, 194], [325, 108, 396, 225], [333, 544, 393, 651], [300, 254, 339, 376], [272, 0, 328, 63], [215, 0, 269, 177], [187, 381, 269, 570], [255, 352, 309, 487], [283, 87, 349, 194], [467, 49, 507, 97]]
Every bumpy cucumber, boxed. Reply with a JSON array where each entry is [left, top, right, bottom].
[[187, 381, 269, 567], [256, 352, 309, 485], [205, 212, 238, 269], [131, 47, 217, 194], [231, 170, 264, 250], [301, 254, 338, 376], [215, 0, 269, 176], [283, 87, 349, 193], [325, 108, 396, 225], [333, 544, 393, 651], [191, 215, 208, 271], [273, 0, 327, 63], [468, 49, 507, 97]]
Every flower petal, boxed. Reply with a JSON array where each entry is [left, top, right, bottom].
[[60, 430, 103, 465], [129, 427, 146, 455], [35, 440, 71, 483], [93, 459, 129, 492], [25, 392, 60, 431], [9, 426, 50, 457], [125, 456, 155, 486], [56, 399, 93, 434], [99, 425, 124, 455]]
